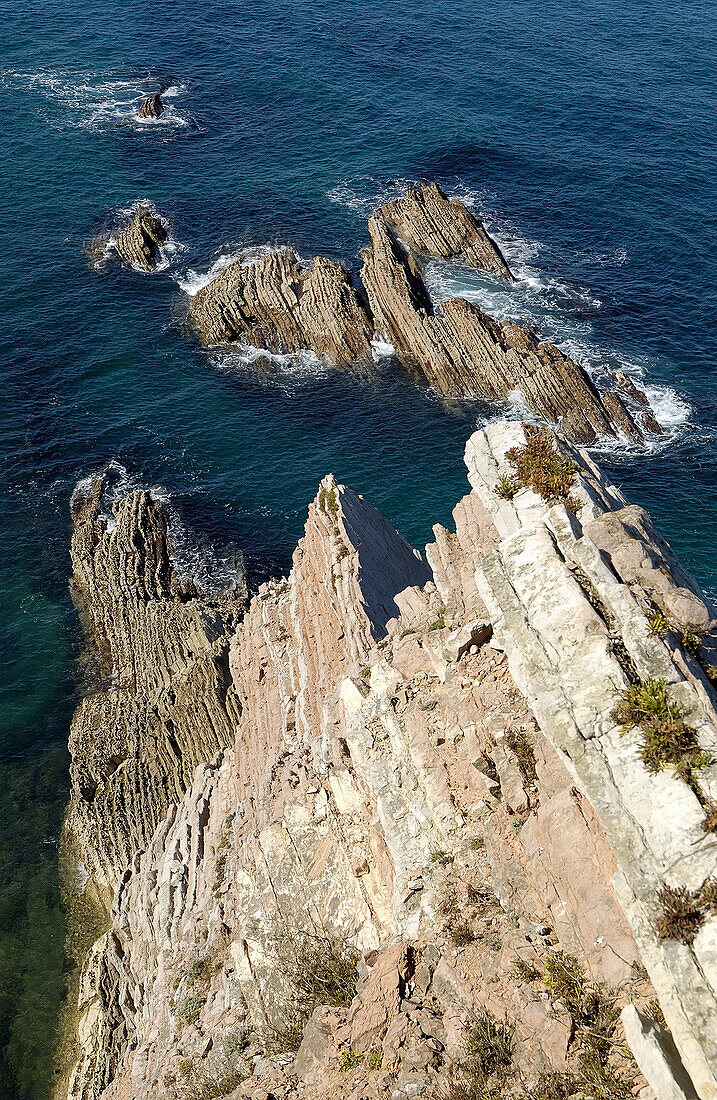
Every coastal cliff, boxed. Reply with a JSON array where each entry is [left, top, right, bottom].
[[58, 423, 717, 1100]]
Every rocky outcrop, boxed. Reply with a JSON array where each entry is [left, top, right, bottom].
[[60, 425, 717, 1100], [377, 181, 514, 279], [113, 205, 169, 271], [471, 422, 717, 1099], [189, 250, 375, 366], [361, 213, 646, 443], [138, 93, 164, 118], [63, 470, 246, 909]]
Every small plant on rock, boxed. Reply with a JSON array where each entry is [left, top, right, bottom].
[[451, 923, 477, 947], [681, 629, 703, 656], [368, 1048, 383, 1070], [648, 612, 669, 636], [463, 1010, 514, 1080], [176, 994, 205, 1026], [338, 1049, 364, 1071], [511, 957, 539, 983], [532, 1071, 577, 1100], [495, 475, 518, 500], [505, 728, 538, 784], [701, 878, 717, 914], [612, 678, 711, 781], [504, 425, 577, 503], [430, 848, 453, 867], [656, 885, 705, 944]]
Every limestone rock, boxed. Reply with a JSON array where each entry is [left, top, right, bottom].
[[113, 205, 169, 271], [377, 181, 514, 279], [62, 424, 717, 1100], [189, 249, 375, 366], [360, 213, 643, 444], [622, 1005, 699, 1100], [63, 470, 245, 907], [137, 93, 164, 118]]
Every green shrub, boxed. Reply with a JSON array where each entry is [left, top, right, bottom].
[[505, 728, 538, 784], [338, 1049, 364, 1071]]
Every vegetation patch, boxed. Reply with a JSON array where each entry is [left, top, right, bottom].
[[267, 929, 359, 1052], [611, 678, 711, 782], [318, 486, 339, 515], [648, 612, 669, 636], [657, 885, 706, 944], [338, 1049, 364, 1071], [176, 994, 205, 1026], [505, 728, 538, 785], [501, 425, 578, 507]]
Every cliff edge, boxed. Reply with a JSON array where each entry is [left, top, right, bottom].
[[58, 427, 717, 1100]]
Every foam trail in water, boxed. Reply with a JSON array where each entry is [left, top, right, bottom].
[[0, 69, 192, 132]]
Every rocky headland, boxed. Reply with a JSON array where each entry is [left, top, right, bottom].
[[180, 183, 657, 444], [58, 421, 717, 1100]]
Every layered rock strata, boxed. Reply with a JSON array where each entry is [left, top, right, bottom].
[[138, 93, 165, 118], [64, 472, 246, 909], [59, 425, 717, 1100], [377, 181, 514, 279], [360, 212, 643, 443], [189, 250, 375, 366], [113, 205, 169, 271]]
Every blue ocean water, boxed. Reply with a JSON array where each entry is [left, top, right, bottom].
[[1, 0, 716, 1095]]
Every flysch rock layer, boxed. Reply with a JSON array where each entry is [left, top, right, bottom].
[[138, 93, 165, 118], [189, 250, 375, 367], [471, 422, 717, 1099], [113, 205, 169, 271], [60, 426, 717, 1100], [360, 212, 645, 444], [63, 472, 246, 911], [377, 181, 514, 280]]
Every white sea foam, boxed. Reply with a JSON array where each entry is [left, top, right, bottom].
[[0, 69, 192, 132], [371, 333, 395, 361]]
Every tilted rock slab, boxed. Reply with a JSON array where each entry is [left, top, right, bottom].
[[471, 421, 717, 1099], [189, 249, 375, 366], [61, 453, 672, 1100], [63, 473, 245, 908], [360, 213, 643, 444], [137, 92, 164, 118], [377, 180, 514, 279], [113, 205, 169, 271]]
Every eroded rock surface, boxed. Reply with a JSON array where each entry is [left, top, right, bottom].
[[113, 205, 169, 271], [63, 471, 246, 909], [189, 250, 375, 366], [60, 426, 717, 1100], [361, 213, 644, 443], [138, 93, 164, 118], [377, 181, 514, 279]]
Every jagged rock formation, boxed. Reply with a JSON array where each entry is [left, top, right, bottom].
[[63, 471, 246, 909], [138, 93, 164, 118], [113, 205, 169, 271], [59, 425, 717, 1100], [360, 213, 644, 443], [377, 181, 514, 279], [189, 250, 375, 366]]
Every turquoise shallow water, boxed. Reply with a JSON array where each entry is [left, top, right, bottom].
[[1, 1, 716, 1095]]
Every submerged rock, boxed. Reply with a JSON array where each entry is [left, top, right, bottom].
[[189, 248, 375, 366], [113, 204, 169, 271], [137, 92, 164, 118], [378, 180, 514, 279], [360, 212, 643, 443]]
